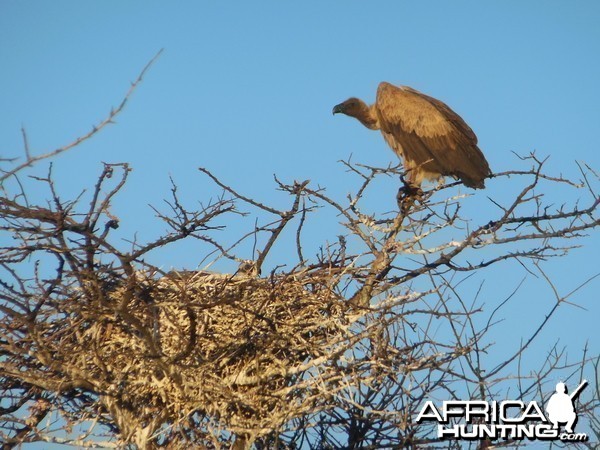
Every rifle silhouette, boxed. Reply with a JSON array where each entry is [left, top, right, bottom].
[[569, 380, 588, 401]]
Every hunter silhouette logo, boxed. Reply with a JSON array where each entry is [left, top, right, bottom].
[[416, 380, 589, 443], [546, 380, 587, 434]]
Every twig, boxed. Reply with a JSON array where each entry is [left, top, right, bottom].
[[1, 49, 164, 183]]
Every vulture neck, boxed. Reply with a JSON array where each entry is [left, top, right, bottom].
[[353, 102, 380, 130]]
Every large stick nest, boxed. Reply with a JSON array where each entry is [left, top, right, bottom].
[[54, 268, 354, 434]]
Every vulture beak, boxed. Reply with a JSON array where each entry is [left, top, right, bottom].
[[332, 103, 344, 115]]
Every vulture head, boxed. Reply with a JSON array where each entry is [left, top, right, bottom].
[[332, 97, 378, 129], [332, 97, 365, 115]]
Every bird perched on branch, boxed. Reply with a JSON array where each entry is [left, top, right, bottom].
[[333, 82, 491, 190]]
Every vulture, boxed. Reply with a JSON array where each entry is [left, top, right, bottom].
[[332, 82, 491, 189]]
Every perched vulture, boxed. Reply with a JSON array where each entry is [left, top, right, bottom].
[[333, 82, 491, 189]]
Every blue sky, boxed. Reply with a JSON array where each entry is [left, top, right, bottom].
[[1, 1, 599, 446]]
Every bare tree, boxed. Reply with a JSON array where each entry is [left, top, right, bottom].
[[1, 60, 598, 450]]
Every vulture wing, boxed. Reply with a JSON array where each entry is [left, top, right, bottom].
[[376, 82, 491, 188]]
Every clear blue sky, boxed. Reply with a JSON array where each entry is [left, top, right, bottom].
[[1, 1, 599, 447]]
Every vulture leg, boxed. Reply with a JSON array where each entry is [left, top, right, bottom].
[[396, 175, 423, 213]]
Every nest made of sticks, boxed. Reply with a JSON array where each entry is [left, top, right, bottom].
[[57, 267, 354, 434]]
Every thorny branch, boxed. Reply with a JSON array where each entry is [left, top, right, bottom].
[[0, 150, 597, 449]]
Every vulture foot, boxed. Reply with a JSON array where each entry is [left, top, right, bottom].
[[396, 181, 423, 213]]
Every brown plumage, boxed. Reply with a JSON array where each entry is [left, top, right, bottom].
[[333, 82, 491, 189]]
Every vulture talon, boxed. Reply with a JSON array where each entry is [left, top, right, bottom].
[[396, 182, 422, 213]]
